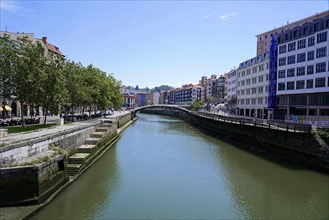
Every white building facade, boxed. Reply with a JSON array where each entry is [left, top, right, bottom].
[[275, 14, 329, 118], [237, 53, 270, 118], [225, 69, 237, 112]]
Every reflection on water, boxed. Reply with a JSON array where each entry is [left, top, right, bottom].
[[32, 113, 329, 220]]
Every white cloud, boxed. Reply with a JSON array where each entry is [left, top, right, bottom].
[[203, 14, 212, 19], [219, 12, 237, 21], [0, 0, 21, 13], [0, 0, 34, 17]]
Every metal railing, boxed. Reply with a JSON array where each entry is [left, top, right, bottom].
[[195, 111, 312, 133]]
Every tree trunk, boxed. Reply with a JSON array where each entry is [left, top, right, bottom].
[[20, 102, 25, 127], [71, 104, 74, 122], [44, 108, 48, 125]]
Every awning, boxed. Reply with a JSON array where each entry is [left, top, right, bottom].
[[4, 105, 12, 111], [0, 106, 3, 111]]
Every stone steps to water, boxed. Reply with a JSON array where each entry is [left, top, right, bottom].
[[84, 138, 100, 145], [90, 132, 104, 138], [96, 127, 108, 132], [68, 153, 91, 164], [67, 164, 82, 176], [77, 144, 96, 153]]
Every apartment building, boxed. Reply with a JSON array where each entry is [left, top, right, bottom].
[[215, 75, 226, 104], [256, 10, 329, 56], [275, 15, 329, 117], [174, 85, 205, 105], [236, 53, 270, 118], [225, 69, 238, 112]]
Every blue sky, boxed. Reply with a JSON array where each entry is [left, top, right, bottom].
[[1, 0, 328, 88]]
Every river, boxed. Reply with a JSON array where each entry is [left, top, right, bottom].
[[32, 113, 329, 219]]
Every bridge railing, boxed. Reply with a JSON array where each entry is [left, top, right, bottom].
[[134, 105, 312, 133], [196, 111, 311, 133]]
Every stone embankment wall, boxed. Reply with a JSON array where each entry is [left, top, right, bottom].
[[0, 154, 67, 206], [0, 113, 133, 207], [139, 109, 329, 172], [0, 124, 99, 166]]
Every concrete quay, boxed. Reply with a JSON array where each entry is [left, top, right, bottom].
[[0, 111, 134, 220]]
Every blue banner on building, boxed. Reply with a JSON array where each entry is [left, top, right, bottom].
[[268, 35, 278, 111]]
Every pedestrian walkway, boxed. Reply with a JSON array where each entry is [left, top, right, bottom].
[[0, 111, 129, 146]]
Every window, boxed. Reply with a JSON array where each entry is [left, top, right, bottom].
[[308, 36, 315, 46], [297, 53, 306, 63], [307, 79, 313, 88], [297, 66, 305, 76], [317, 32, 327, 43], [287, 81, 295, 90], [279, 57, 286, 66], [307, 51, 314, 60], [293, 30, 298, 38], [303, 27, 308, 35], [316, 47, 327, 58], [251, 98, 256, 104], [315, 77, 326, 87], [252, 78, 257, 84], [307, 65, 314, 75], [278, 83, 286, 91], [316, 62, 327, 73], [246, 88, 250, 94], [278, 70, 286, 78], [297, 39, 306, 49], [259, 76, 263, 82], [288, 55, 295, 64], [241, 90, 245, 95], [296, 80, 305, 89], [314, 23, 320, 31], [252, 88, 257, 94], [288, 42, 296, 51], [279, 45, 286, 54], [258, 98, 263, 104], [287, 68, 295, 77], [266, 75, 269, 81], [246, 79, 250, 85], [247, 69, 251, 75], [258, 87, 263, 94]]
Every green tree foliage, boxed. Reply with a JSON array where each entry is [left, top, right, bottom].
[[0, 34, 17, 101], [0, 35, 123, 126], [41, 56, 68, 124], [153, 85, 174, 92], [190, 100, 204, 111]]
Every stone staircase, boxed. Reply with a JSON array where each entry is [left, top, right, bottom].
[[66, 124, 109, 176]]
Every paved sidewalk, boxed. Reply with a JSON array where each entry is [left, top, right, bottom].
[[0, 111, 130, 146]]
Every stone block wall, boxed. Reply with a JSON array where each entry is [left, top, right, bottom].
[[0, 154, 68, 206]]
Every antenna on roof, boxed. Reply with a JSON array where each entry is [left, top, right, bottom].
[[5, 26, 7, 32], [286, 17, 290, 25]]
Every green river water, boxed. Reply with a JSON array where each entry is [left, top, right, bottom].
[[32, 113, 329, 219]]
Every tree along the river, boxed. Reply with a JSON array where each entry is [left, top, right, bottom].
[[0, 35, 124, 126]]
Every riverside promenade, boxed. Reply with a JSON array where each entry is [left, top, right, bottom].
[[0, 111, 128, 147], [0, 110, 131, 220]]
